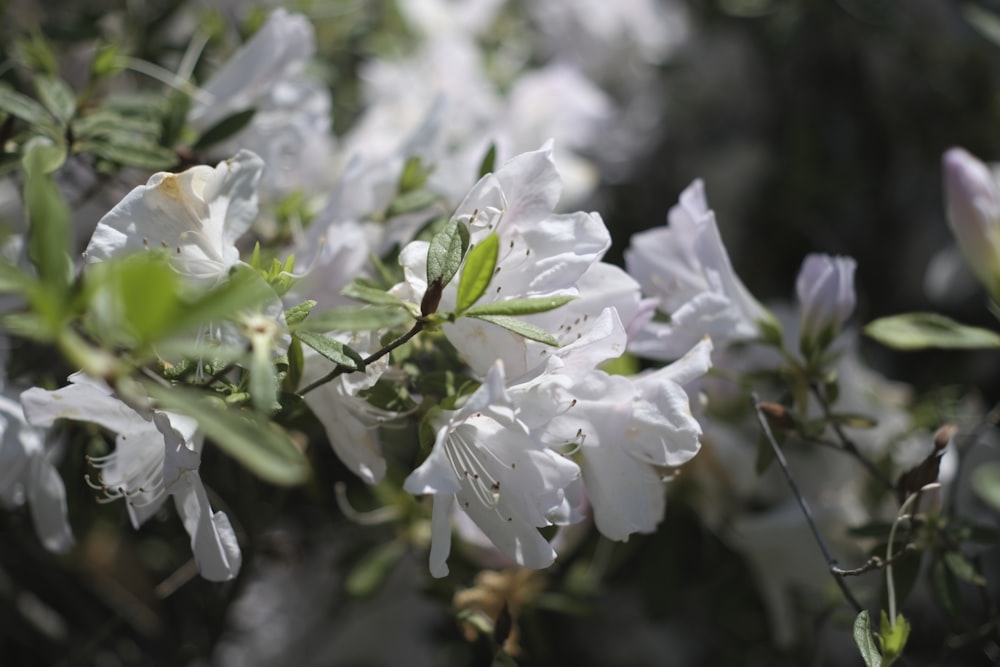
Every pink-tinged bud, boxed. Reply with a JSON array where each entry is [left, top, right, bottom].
[[796, 253, 857, 356], [942, 147, 1000, 300]]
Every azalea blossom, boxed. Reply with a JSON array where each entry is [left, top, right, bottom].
[[84, 150, 264, 286], [298, 333, 399, 485], [0, 391, 73, 553], [395, 145, 611, 381], [21, 374, 241, 581], [404, 361, 580, 577], [188, 10, 315, 133], [626, 179, 772, 360], [795, 253, 857, 355], [941, 147, 1000, 301], [521, 336, 712, 540], [188, 10, 334, 197]]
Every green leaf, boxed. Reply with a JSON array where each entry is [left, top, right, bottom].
[[943, 550, 987, 586], [248, 334, 280, 414], [284, 300, 317, 327], [930, 556, 964, 623], [34, 76, 75, 125], [161, 90, 192, 147], [963, 4, 1000, 47], [464, 295, 575, 318], [398, 156, 430, 193], [295, 330, 363, 371], [297, 305, 411, 332], [386, 189, 438, 217], [341, 280, 407, 307], [345, 540, 405, 597], [456, 232, 499, 312], [878, 611, 910, 666], [83, 138, 177, 170], [90, 43, 122, 80], [0, 84, 53, 126], [470, 314, 559, 346], [864, 313, 1000, 350], [755, 432, 776, 475], [478, 142, 496, 178], [600, 352, 640, 377], [83, 253, 182, 348], [193, 108, 256, 149], [0, 260, 35, 295], [16, 31, 58, 75], [22, 138, 71, 294], [853, 610, 882, 667], [146, 384, 309, 486], [426, 219, 469, 286], [163, 265, 277, 338], [972, 461, 1000, 512]]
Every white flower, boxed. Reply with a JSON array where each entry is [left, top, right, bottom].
[[396, 145, 611, 380], [525, 337, 712, 540], [404, 361, 580, 577], [188, 10, 316, 133], [299, 334, 398, 485], [85, 151, 264, 287], [21, 374, 242, 581], [942, 147, 1000, 300], [0, 391, 73, 553], [626, 179, 770, 359], [188, 10, 334, 197], [795, 253, 857, 354]]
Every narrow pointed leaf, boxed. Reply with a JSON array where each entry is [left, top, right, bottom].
[[163, 266, 276, 338], [464, 295, 575, 318], [342, 280, 407, 307], [972, 461, 1000, 512], [0, 84, 52, 125], [193, 108, 257, 149], [853, 610, 882, 667], [22, 138, 71, 293], [865, 313, 1000, 350], [296, 305, 411, 332], [295, 330, 363, 371], [478, 142, 496, 178], [456, 232, 499, 312], [146, 384, 309, 486], [471, 314, 559, 346], [34, 76, 75, 125]]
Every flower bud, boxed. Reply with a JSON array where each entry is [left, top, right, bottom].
[[796, 253, 857, 356], [942, 147, 1000, 301]]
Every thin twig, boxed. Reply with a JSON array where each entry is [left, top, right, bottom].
[[809, 382, 897, 494], [751, 393, 864, 614], [833, 543, 916, 577], [298, 322, 424, 396]]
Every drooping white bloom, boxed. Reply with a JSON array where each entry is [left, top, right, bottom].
[[84, 151, 264, 287], [941, 147, 1000, 300], [298, 333, 398, 485], [795, 253, 857, 354], [0, 391, 73, 553], [21, 374, 241, 581], [404, 361, 580, 577], [395, 145, 611, 381], [626, 179, 770, 359]]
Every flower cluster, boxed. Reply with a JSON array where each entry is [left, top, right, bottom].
[[1, 5, 998, 665]]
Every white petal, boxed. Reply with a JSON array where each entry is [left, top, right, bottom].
[[173, 478, 242, 581], [27, 452, 74, 553], [428, 493, 455, 578]]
